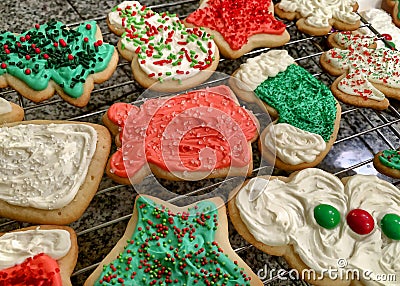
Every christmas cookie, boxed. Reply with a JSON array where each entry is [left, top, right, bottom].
[[103, 85, 259, 184], [0, 98, 24, 124], [107, 1, 219, 92], [320, 31, 400, 110], [0, 120, 111, 224], [184, 0, 290, 59], [231, 50, 340, 171], [0, 225, 77, 286], [382, 0, 400, 27], [84, 195, 262, 286], [0, 20, 118, 107], [373, 148, 400, 179], [228, 168, 400, 286], [359, 8, 400, 49], [275, 0, 360, 36]]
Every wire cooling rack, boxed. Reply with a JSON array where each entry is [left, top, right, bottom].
[[1, 1, 400, 285]]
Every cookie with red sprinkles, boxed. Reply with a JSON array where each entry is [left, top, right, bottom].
[[184, 0, 290, 59], [0, 20, 118, 107], [84, 195, 263, 286], [320, 31, 400, 110], [107, 1, 220, 92], [0, 225, 78, 286]]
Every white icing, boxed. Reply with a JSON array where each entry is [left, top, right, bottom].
[[0, 228, 71, 270], [0, 98, 12, 115], [264, 123, 326, 165], [360, 8, 400, 49], [108, 1, 216, 81], [236, 168, 400, 286], [0, 123, 97, 210], [278, 0, 359, 28], [234, 50, 295, 91]]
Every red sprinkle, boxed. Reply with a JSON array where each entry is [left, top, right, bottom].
[[1, 63, 6, 69], [68, 54, 74, 60], [25, 55, 31, 60], [86, 24, 92, 30], [43, 54, 49, 60], [35, 24, 40, 29], [84, 37, 89, 42], [25, 69, 31, 75]]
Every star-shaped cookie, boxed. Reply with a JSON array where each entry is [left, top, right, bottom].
[[185, 0, 290, 59]]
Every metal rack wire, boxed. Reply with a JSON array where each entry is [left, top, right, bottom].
[[1, 1, 400, 285]]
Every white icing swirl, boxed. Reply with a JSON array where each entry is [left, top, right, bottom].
[[264, 123, 326, 165], [0, 123, 97, 210], [278, 0, 359, 28], [234, 50, 295, 91], [360, 9, 400, 49], [108, 1, 216, 81], [0, 98, 12, 115], [0, 227, 71, 270], [236, 168, 400, 286]]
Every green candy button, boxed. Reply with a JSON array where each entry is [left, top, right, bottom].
[[314, 204, 341, 229], [380, 213, 400, 240]]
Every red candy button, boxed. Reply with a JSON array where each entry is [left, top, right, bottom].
[[382, 33, 392, 41], [346, 209, 374, 235]]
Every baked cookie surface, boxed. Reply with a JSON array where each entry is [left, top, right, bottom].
[[275, 0, 360, 36], [108, 1, 219, 92], [185, 0, 290, 59], [0, 20, 118, 107], [320, 31, 400, 110], [231, 50, 340, 171], [103, 85, 259, 184], [85, 195, 263, 286], [229, 168, 400, 285]]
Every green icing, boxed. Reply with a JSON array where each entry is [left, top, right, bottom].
[[379, 149, 400, 170], [95, 196, 251, 286], [254, 64, 337, 142], [0, 20, 114, 98]]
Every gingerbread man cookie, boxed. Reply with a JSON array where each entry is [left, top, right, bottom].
[[0, 20, 118, 107], [320, 31, 400, 110], [275, 0, 361, 36], [184, 0, 290, 59], [103, 85, 259, 184], [107, 1, 219, 92], [229, 168, 400, 285]]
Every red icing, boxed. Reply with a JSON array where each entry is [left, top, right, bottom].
[[108, 85, 258, 178], [346, 209, 375, 235], [0, 253, 62, 286], [186, 0, 286, 50]]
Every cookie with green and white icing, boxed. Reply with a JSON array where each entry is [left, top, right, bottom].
[[231, 50, 340, 170]]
